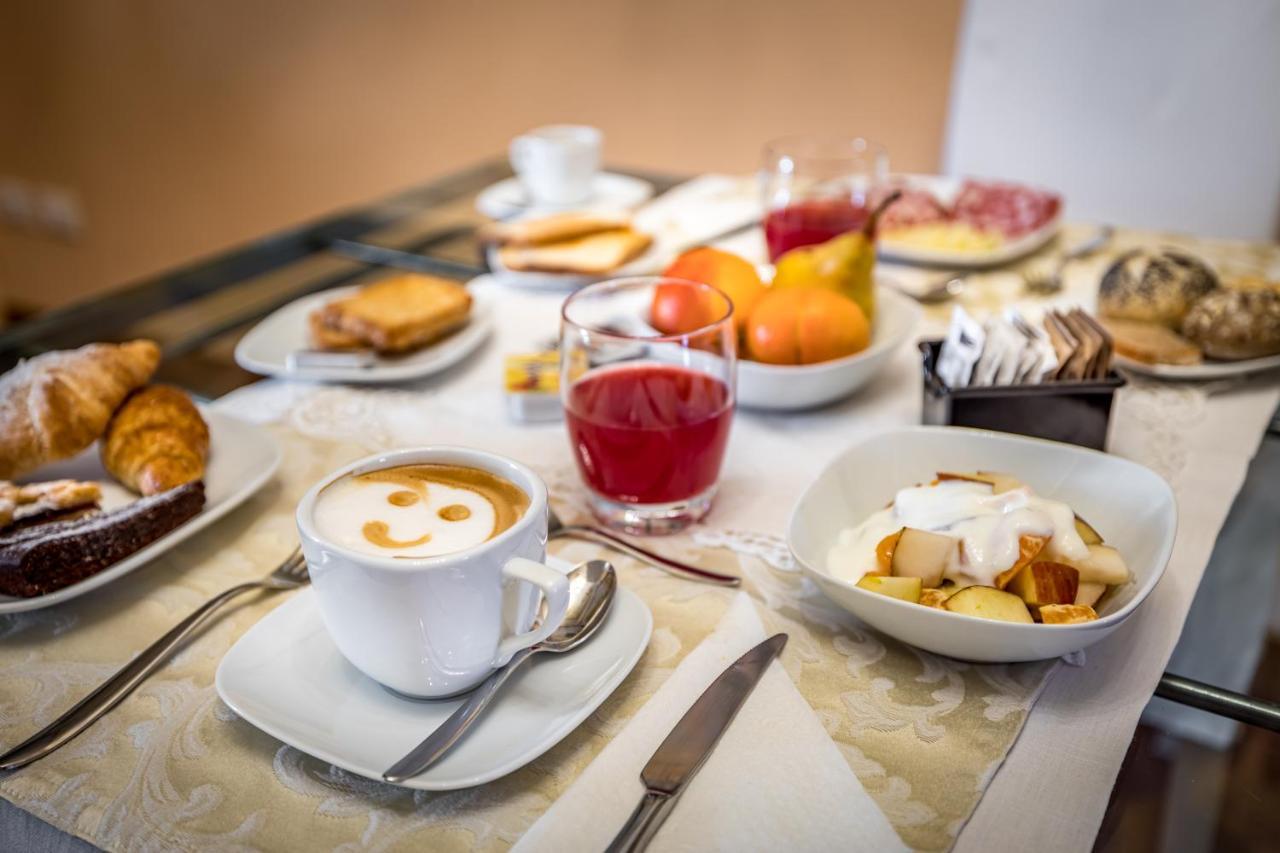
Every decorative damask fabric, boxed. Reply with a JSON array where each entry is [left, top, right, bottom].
[[3, 218, 1278, 852], [1, 425, 1054, 852]]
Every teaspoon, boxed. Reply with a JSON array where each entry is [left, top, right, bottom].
[[382, 559, 618, 783]]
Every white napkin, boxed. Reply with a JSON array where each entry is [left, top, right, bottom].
[[514, 592, 906, 853], [631, 174, 763, 262]]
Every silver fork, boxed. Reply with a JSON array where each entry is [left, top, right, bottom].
[[1022, 225, 1115, 295], [547, 508, 739, 587], [0, 548, 309, 772]]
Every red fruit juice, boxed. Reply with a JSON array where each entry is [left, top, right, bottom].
[[764, 198, 870, 260], [565, 363, 733, 505]]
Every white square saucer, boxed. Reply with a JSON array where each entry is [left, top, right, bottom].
[[215, 561, 651, 790]]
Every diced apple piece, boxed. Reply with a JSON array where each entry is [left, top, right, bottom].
[[890, 527, 957, 588], [1073, 515, 1104, 546], [1075, 582, 1106, 607], [1008, 561, 1080, 607], [943, 586, 1034, 623], [856, 574, 922, 603], [1073, 544, 1129, 586], [874, 529, 903, 574], [994, 534, 1050, 589], [1039, 604, 1099, 625], [976, 470, 1025, 494], [920, 588, 952, 609]]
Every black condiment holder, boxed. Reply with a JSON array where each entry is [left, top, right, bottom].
[[919, 340, 1125, 451]]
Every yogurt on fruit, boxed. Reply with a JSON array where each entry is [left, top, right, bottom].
[[827, 480, 1088, 588]]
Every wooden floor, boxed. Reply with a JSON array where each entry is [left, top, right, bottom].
[[1095, 636, 1280, 852]]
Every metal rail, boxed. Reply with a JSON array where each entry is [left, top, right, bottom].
[[1155, 673, 1280, 733]]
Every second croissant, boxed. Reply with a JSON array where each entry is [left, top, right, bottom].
[[101, 385, 210, 496]]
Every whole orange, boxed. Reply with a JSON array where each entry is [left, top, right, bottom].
[[746, 289, 871, 365], [662, 247, 766, 333]]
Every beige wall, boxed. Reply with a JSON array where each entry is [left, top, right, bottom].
[[0, 0, 962, 309]]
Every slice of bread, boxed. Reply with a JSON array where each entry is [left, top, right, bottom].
[[1099, 317, 1202, 365], [479, 212, 633, 247], [310, 274, 471, 354], [307, 312, 367, 350], [498, 228, 653, 275]]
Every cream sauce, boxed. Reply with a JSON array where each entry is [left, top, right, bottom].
[[827, 480, 1087, 587]]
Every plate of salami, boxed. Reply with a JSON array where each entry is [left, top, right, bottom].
[[874, 175, 1063, 268]]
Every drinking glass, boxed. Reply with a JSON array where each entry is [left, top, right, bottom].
[[560, 277, 736, 535], [761, 135, 889, 261]]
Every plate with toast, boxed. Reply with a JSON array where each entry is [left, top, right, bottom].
[[480, 211, 657, 289], [1, 340, 281, 613], [235, 273, 493, 383]]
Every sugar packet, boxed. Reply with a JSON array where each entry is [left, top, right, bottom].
[[972, 315, 1026, 386], [936, 307, 985, 389]]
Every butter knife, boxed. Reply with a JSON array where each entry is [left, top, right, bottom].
[[605, 632, 788, 853]]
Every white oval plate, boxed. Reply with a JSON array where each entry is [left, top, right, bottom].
[[788, 426, 1176, 662], [1115, 351, 1280, 381], [1, 409, 281, 614], [876, 174, 1062, 268], [216, 571, 652, 791], [234, 286, 493, 383], [737, 283, 921, 411]]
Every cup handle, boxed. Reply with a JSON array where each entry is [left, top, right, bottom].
[[495, 557, 570, 665], [509, 136, 533, 175]]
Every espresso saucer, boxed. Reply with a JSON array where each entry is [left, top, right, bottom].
[[475, 173, 654, 220], [215, 559, 652, 790]]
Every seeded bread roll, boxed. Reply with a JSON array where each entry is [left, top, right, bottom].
[[1181, 287, 1280, 361], [1097, 249, 1219, 328]]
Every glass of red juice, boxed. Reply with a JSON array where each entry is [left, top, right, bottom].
[[762, 135, 888, 261], [560, 277, 736, 535]]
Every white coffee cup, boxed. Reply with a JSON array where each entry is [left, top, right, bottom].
[[296, 447, 570, 699], [510, 124, 602, 206]]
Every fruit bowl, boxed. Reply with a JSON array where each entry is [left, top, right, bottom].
[[736, 283, 921, 411], [787, 426, 1176, 662]]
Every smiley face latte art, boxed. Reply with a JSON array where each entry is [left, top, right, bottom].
[[312, 464, 530, 558]]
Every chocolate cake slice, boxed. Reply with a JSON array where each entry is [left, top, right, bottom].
[[0, 481, 205, 598]]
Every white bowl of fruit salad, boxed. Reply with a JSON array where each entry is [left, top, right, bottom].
[[787, 426, 1176, 662]]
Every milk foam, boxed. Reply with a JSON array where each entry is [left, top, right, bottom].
[[314, 477, 498, 558]]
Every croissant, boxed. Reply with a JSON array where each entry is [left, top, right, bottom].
[[101, 385, 209, 495], [0, 340, 160, 479]]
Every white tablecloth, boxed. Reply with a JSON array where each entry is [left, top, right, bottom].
[[6, 210, 1279, 851], [206, 252, 1280, 850]]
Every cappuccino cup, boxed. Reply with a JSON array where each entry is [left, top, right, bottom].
[[510, 124, 601, 206], [296, 447, 569, 698]]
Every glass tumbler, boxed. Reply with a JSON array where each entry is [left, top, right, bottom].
[[761, 135, 889, 261], [560, 277, 736, 535]]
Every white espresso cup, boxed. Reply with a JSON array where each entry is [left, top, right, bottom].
[[510, 124, 602, 206], [296, 447, 570, 698]]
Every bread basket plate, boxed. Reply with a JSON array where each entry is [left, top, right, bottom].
[[234, 286, 494, 383], [876, 174, 1062, 269], [0, 408, 280, 614], [1114, 351, 1280, 381]]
